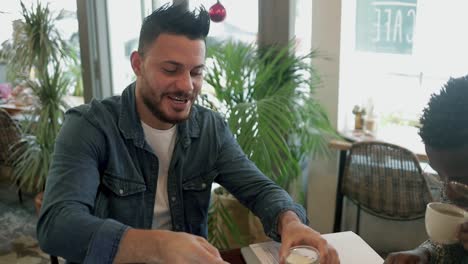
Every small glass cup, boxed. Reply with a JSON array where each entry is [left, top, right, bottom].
[[285, 245, 320, 264]]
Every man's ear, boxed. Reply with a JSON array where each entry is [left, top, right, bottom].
[[130, 51, 142, 76]]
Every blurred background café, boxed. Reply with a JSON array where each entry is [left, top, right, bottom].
[[1, 0, 467, 263]]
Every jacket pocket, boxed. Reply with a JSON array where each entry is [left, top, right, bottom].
[[102, 173, 147, 196], [95, 173, 147, 225], [182, 170, 217, 191], [181, 170, 217, 227]]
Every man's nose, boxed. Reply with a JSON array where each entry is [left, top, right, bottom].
[[176, 72, 194, 93]]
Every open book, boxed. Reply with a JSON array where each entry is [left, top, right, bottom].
[[241, 241, 281, 264], [240, 231, 384, 264]]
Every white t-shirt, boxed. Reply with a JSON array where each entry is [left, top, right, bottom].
[[141, 122, 177, 230]]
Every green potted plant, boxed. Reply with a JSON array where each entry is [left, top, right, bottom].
[[202, 41, 337, 249], [5, 1, 75, 210]]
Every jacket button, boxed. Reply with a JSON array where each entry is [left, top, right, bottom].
[[201, 183, 206, 189], [171, 196, 176, 202], [119, 189, 123, 195]]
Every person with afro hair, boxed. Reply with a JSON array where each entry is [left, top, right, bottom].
[[385, 75, 468, 263]]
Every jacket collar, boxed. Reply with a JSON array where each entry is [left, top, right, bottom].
[[118, 83, 200, 149]]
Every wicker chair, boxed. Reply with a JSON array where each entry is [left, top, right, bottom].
[[0, 108, 23, 202], [341, 141, 433, 234]]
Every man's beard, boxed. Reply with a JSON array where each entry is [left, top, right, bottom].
[[142, 91, 197, 124]]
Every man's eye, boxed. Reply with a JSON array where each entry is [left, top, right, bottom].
[[163, 68, 177, 73], [191, 68, 205, 76], [191, 71, 203, 77]]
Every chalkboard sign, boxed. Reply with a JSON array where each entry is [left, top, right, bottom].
[[356, 0, 417, 54]]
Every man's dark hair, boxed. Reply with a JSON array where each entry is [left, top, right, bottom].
[[137, 3, 210, 55], [419, 75, 468, 149]]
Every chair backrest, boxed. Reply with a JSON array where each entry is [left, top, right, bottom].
[[341, 141, 432, 220], [0, 108, 21, 165]]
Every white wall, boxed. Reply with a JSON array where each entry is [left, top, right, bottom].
[[307, 0, 342, 234]]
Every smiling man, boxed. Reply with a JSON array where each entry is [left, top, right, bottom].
[[134, 33, 206, 129], [36, 4, 339, 264]]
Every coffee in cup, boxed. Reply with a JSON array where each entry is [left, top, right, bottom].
[[285, 246, 320, 264], [425, 202, 468, 244]]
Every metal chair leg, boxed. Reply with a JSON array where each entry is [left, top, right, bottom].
[[356, 204, 361, 235], [16, 179, 23, 203], [50, 255, 59, 264], [333, 150, 348, 232]]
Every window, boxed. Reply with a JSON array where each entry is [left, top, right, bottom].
[[1, 0, 77, 44], [107, 0, 172, 95], [107, 1, 143, 96], [339, 0, 468, 130], [294, 0, 312, 56], [0, 0, 81, 97]]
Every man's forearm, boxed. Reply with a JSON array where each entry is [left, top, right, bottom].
[[114, 229, 167, 263], [37, 202, 128, 263], [114, 229, 227, 264]]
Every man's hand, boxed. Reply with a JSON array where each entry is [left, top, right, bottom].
[[278, 211, 339, 264], [458, 221, 468, 250], [114, 229, 228, 264], [384, 248, 430, 264]]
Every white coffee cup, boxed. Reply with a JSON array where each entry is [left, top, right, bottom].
[[425, 202, 468, 244]]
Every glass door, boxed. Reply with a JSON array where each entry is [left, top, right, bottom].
[[339, 0, 468, 131]]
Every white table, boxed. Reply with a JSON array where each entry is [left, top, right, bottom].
[[241, 231, 383, 264], [323, 231, 383, 263]]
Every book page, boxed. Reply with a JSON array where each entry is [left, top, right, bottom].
[[249, 241, 281, 264]]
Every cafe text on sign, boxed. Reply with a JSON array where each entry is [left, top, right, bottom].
[[356, 0, 417, 54]]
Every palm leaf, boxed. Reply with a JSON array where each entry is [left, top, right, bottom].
[[4, 1, 75, 82], [10, 65, 70, 193], [204, 40, 338, 249]]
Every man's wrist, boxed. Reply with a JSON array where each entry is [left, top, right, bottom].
[[114, 228, 169, 263], [278, 210, 302, 236]]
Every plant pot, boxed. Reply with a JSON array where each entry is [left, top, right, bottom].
[[211, 191, 270, 249]]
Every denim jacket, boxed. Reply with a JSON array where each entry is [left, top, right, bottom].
[[37, 83, 307, 263]]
